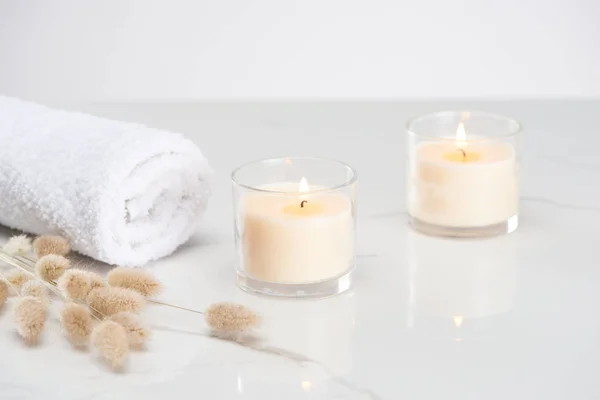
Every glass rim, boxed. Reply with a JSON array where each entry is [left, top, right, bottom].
[[231, 156, 358, 195], [406, 110, 522, 141]]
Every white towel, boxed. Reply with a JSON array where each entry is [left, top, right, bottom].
[[0, 95, 212, 266]]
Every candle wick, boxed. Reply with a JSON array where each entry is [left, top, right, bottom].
[[300, 200, 308, 208], [458, 148, 466, 160]]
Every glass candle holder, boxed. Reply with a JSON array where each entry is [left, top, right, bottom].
[[406, 111, 522, 238], [232, 157, 358, 298]]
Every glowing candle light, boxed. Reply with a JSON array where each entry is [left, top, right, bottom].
[[409, 117, 518, 230], [242, 177, 353, 284]]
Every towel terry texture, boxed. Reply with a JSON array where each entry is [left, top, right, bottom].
[[0, 95, 212, 266]]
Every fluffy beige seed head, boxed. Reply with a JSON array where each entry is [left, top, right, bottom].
[[0, 280, 8, 309], [36, 254, 70, 281], [92, 320, 129, 369], [2, 234, 32, 255], [86, 286, 145, 317], [20, 280, 50, 304], [88, 272, 108, 290], [6, 270, 32, 294], [109, 312, 151, 347], [33, 235, 70, 258], [57, 269, 92, 300], [60, 303, 93, 346], [107, 267, 162, 297], [204, 302, 259, 333], [14, 296, 47, 344]]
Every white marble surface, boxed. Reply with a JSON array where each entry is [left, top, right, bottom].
[[1, 101, 599, 399]]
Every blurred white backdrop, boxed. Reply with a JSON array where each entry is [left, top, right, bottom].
[[0, 0, 598, 103]]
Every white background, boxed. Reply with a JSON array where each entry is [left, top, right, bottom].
[[0, 0, 598, 103]]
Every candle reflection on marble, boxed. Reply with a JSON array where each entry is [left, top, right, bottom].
[[232, 293, 356, 394], [265, 293, 355, 376], [407, 231, 519, 328]]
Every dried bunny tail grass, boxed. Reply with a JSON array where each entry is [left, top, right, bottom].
[[14, 296, 47, 344], [204, 302, 259, 334], [6, 270, 33, 293], [92, 320, 129, 370], [109, 312, 151, 347], [57, 269, 92, 300], [107, 267, 162, 297], [2, 235, 32, 256], [60, 303, 94, 346], [88, 273, 108, 290], [33, 235, 70, 258], [20, 280, 50, 304], [0, 280, 8, 309], [36, 254, 70, 281], [86, 286, 145, 317]]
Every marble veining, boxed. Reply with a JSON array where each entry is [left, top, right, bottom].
[[521, 196, 600, 215], [0, 101, 599, 399]]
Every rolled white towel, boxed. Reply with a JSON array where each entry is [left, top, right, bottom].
[[0, 95, 212, 266]]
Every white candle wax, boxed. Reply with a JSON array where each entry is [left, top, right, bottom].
[[241, 183, 353, 284], [408, 140, 518, 228]]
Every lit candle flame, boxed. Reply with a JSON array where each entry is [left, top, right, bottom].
[[456, 122, 467, 148], [299, 177, 309, 193], [453, 315, 463, 327]]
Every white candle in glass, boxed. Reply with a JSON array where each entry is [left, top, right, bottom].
[[408, 122, 518, 228], [241, 178, 353, 284]]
